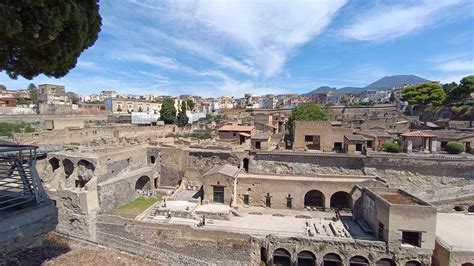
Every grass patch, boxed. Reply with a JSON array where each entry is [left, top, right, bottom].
[[114, 195, 161, 218], [0, 122, 35, 137]]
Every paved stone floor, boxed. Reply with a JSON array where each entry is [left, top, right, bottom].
[[436, 212, 474, 251], [139, 203, 375, 241]]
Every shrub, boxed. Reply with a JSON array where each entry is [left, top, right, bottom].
[[383, 141, 402, 153], [445, 141, 464, 154]]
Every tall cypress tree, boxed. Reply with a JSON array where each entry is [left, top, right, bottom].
[[176, 101, 189, 127]]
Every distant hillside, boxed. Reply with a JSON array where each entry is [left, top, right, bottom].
[[364, 75, 430, 90], [301, 86, 336, 97], [301, 74, 430, 96]]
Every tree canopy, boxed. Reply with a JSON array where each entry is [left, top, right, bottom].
[[186, 99, 195, 111], [287, 103, 330, 132], [401, 82, 446, 106], [0, 0, 102, 79], [176, 101, 189, 127], [27, 83, 38, 101], [160, 97, 176, 125], [445, 75, 474, 104]]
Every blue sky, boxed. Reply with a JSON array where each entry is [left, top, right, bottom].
[[1, 0, 473, 97]]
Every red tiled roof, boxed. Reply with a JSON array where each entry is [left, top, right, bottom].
[[401, 130, 436, 138], [218, 124, 254, 132]]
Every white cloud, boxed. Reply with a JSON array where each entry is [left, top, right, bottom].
[[438, 58, 474, 72], [342, 0, 468, 41], [129, 0, 347, 78]]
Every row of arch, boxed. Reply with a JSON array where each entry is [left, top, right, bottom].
[[272, 248, 423, 266], [304, 190, 352, 210], [49, 157, 95, 177]]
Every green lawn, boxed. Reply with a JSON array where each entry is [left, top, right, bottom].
[[0, 122, 35, 136], [114, 195, 161, 218]]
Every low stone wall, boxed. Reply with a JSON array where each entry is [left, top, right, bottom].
[[95, 215, 257, 265], [0, 201, 58, 254], [365, 155, 474, 179]]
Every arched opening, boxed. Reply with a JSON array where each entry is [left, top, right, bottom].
[[330, 191, 352, 210], [273, 248, 291, 266], [150, 155, 156, 164], [462, 263, 474, 266], [76, 160, 95, 188], [322, 253, 342, 266], [406, 261, 422, 266], [49, 157, 60, 172], [304, 190, 325, 209], [349, 256, 369, 266], [154, 177, 160, 188], [468, 205, 474, 213], [243, 158, 249, 173], [260, 247, 267, 265], [376, 258, 396, 266], [297, 250, 316, 266], [135, 176, 152, 190], [62, 159, 74, 178]]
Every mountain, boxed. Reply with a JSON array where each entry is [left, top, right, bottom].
[[301, 86, 337, 97], [363, 75, 430, 90], [301, 75, 430, 96]]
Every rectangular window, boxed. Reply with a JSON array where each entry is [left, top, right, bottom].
[[243, 194, 249, 205], [367, 140, 373, 148], [255, 141, 261, 149], [402, 231, 422, 247], [265, 195, 271, 208], [378, 222, 384, 241], [304, 135, 313, 142], [213, 187, 224, 204], [333, 142, 342, 151]]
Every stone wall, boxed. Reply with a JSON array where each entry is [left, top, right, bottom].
[[250, 151, 365, 176], [188, 150, 243, 174], [236, 174, 384, 210], [0, 201, 58, 254], [365, 154, 474, 179], [95, 215, 258, 265], [261, 235, 432, 266]]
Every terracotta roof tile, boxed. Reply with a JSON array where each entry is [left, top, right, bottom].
[[401, 130, 436, 138]]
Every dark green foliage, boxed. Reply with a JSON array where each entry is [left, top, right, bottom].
[[446, 75, 474, 104], [445, 141, 464, 154], [442, 82, 458, 94], [186, 99, 195, 111], [159, 97, 176, 124], [0, 0, 102, 79], [389, 92, 396, 102], [0, 84, 6, 91], [176, 101, 189, 127], [402, 82, 446, 106], [287, 103, 330, 132], [383, 141, 402, 153]]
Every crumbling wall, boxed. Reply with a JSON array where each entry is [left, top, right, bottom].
[[250, 151, 364, 176], [188, 150, 242, 174], [155, 147, 189, 187], [0, 201, 58, 254], [96, 215, 258, 265]]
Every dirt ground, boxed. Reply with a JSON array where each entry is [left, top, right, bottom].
[[0, 233, 165, 266]]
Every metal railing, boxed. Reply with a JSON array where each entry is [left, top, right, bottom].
[[0, 145, 48, 212]]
